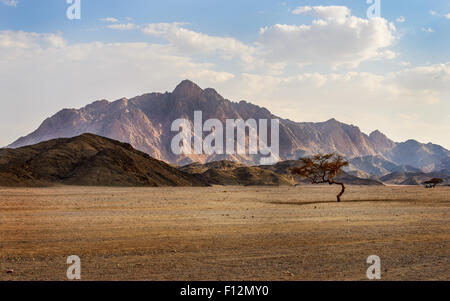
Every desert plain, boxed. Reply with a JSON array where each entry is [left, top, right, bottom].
[[0, 185, 449, 281]]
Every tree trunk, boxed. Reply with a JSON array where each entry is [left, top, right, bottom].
[[330, 180, 345, 202]]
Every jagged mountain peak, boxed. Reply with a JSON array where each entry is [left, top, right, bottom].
[[369, 130, 383, 137], [368, 129, 396, 153], [172, 79, 204, 98], [321, 118, 354, 128], [203, 87, 224, 100], [369, 129, 391, 141], [403, 139, 420, 145], [325, 118, 339, 123], [90, 99, 110, 106]]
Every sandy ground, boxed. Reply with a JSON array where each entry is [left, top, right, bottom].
[[0, 185, 449, 281]]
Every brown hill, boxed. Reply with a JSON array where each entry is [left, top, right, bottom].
[[181, 159, 382, 186], [180, 160, 294, 186], [179, 160, 245, 174], [0, 134, 207, 187]]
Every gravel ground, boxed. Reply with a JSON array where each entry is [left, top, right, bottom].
[[0, 185, 448, 280]]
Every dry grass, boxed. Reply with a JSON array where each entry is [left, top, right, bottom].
[[0, 185, 449, 280]]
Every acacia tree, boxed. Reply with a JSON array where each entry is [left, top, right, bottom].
[[424, 178, 443, 188], [290, 153, 349, 202]]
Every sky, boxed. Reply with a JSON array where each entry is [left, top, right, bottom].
[[0, 0, 449, 148]]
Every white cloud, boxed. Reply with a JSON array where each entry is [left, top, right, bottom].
[[398, 61, 411, 67], [304, 6, 350, 22], [1, 26, 449, 148], [292, 6, 312, 15], [389, 63, 450, 94], [1, 0, 18, 6], [0, 30, 236, 146], [396, 16, 406, 23], [430, 10, 450, 19], [219, 66, 450, 147], [421, 27, 435, 33], [227, 66, 450, 108], [292, 5, 351, 22], [100, 17, 118, 23], [107, 23, 138, 30], [0, 30, 233, 86], [376, 49, 397, 60], [259, 6, 397, 68], [0, 30, 66, 60], [141, 22, 257, 66], [122, 8, 398, 71], [215, 64, 450, 137]]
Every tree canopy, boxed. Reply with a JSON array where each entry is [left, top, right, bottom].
[[290, 153, 349, 202], [424, 178, 443, 188]]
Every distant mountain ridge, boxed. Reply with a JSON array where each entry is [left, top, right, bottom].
[[0, 133, 207, 187], [380, 171, 450, 186], [180, 160, 294, 186], [179, 160, 383, 186], [1, 134, 446, 187], [347, 155, 422, 178], [7, 80, 450, 173]]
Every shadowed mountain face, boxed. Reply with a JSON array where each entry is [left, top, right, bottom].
[[384, 140, 450, 172], [437, 157, 450, 173], [7, 80, 450, 170], [347, 156, 422, 178], [0, 134, 207, 187], [179, 159, 383, 186], [1, 134, 443, 187], [180, 160, 294, 186], [380, 171, 450, 186]]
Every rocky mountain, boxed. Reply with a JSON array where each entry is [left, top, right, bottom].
[[180, 160, 294, 186], [180, 160, 246, 174], [180, 160, 383, 186], [368, 130, 397, 153], [7, 80, 450, 172], [346, 155, 421, 178], [0, 133, 207, 187], [380, 171, 450, 186], [384, 140, 450, 172], [436, 157, 450, 173]]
